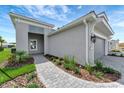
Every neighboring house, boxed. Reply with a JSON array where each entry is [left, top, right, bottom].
[[9, 11, 114, 65], [109, 39, 119, 51], [119, 43, 124, 51], [2, 42, 15, 48]]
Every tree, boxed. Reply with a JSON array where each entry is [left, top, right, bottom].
[[0, 36, 6, 47]]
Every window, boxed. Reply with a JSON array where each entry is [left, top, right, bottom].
[[30, 39, 37, 51]]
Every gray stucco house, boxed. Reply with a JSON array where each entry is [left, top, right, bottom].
[[9, 11, 114, 65]]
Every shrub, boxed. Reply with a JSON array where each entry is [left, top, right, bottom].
[[64, 56, 70, 63], [93, 71, 104, 79], [52, 58, 57, 62], [27, 72, 37, 82], [64, 63, 71, 70], [16, 51, 30, 62], [84, 64, 93, 74], [74, 67, 80, 74], [120, 54, 124, 57], [111, 53, 117, 56], [95, 60, 104, 70], [55, 59, 62, 65], [102, 67, 116, 74], [63, 56, 78, 72], [111, 49, 120, 52], [26, 83, 39, 88], [8, 54, 16, 63], [50, 57, 54, 61], [0, 47, 4, 51]]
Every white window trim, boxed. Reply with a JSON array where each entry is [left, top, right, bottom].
[[30, 39, 38, 51]]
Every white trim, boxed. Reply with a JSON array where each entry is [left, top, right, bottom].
[[48, 12, 96, 36], [97, 12, 109, 21], [83, 20, 88, 63], [94, 32, 109, 56], [29, 39, 38, 51], [15, 18, 52, 29], [9, 12, 54, 30], [94, 32, 107, 40]]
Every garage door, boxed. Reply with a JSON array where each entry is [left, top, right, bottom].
[[94, 37, 105, 60]]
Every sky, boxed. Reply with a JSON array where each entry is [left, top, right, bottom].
[[0, 5, 124, 43]]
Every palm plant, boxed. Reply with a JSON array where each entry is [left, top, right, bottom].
[[16, 51, 27, 62], [0, 36, 6, 47]]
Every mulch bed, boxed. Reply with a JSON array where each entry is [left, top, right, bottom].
[[5, 57, 34, 68], [45, 54, 121, 83], [0, 57, 45, 88], [0, 71, 45, 88]]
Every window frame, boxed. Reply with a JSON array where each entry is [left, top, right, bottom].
[[29, 39, 38, 51]]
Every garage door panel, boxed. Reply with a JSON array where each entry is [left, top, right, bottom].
[[94, 37, 105, 60]]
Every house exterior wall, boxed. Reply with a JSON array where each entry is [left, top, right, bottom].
[[48, 24, 87, 65], [29, 25, 44, 34], [109, 40, 119, 51], [28, 33, 44, 54], [15, 22, 29, 53]]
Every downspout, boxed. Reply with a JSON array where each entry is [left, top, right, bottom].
[[83, 20, 89, 64]]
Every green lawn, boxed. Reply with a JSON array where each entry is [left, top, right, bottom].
[[0, 48, 11, 64], [0, 64, 36, 85]]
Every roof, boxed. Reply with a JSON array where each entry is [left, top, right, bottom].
[[9, 12, 55, 28], [97, 12, 109, 21], [48, 11, 114, 36]]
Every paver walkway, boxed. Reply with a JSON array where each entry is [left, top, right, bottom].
[[33, 54, 124, 88]]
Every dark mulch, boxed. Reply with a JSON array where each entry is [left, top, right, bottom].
[[5, 57, 34, 68], [45, 54, 121, 83]]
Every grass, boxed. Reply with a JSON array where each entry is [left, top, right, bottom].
[[0, 48, 11, 64], [0, 64, 36, 85]]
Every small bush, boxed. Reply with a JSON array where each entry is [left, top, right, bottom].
[[64, 63, 70, 69], [55, 59, 62, 65], [16, 51, 30, 62], [27, 72, 37, 82], [84, 64, 93, 74], [93, 71, 104, 79], [52, 58, 57, 62], [64, 56, 70, 63], [50, 57, 54, 61], [120, 54, 124, 57], [0, 47, 4, 51], [8, 54, 16, 63], [102, 67, 116, 74], [74, 67, 80, 74], [95, 60, 104, 70], [26, 83, 39, 88], [111, 49, 120, 52], [63, 56, 78, 72], [111, 53, 117, 56]]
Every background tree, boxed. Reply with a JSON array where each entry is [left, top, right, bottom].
[[0, 36, 6, 47]]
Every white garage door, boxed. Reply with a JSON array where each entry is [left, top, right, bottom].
[[94, 37, 105, 60]]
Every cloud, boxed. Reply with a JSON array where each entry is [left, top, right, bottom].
[[114, 21, 124, 27], [60, 5, 70, 13], [77, 5, 83, 9], [114, 10, 124, 14], [17, 5, 70, 21]]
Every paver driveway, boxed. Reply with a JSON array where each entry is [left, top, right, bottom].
[[33, 54, 124, 88], [101, 56, 124, 85]]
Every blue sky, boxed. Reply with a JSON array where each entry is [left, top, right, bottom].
[[0, 5, 124, 43]]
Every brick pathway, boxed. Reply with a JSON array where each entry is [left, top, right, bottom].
[[33, 55, 124, 88]]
